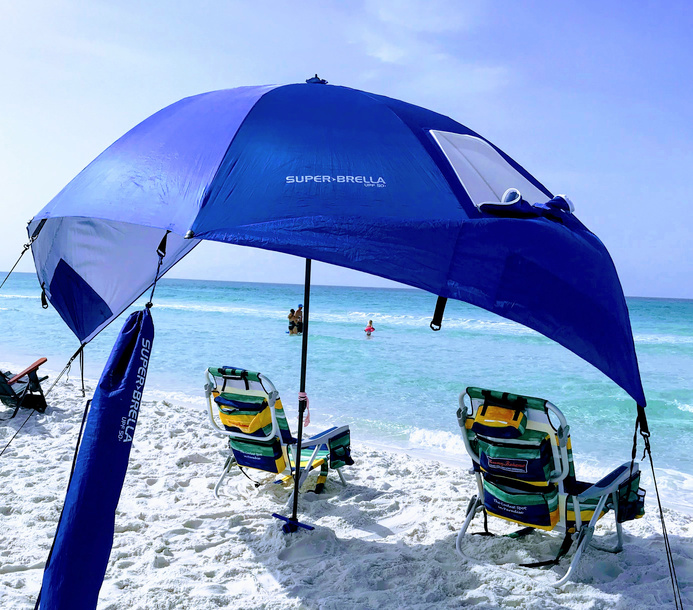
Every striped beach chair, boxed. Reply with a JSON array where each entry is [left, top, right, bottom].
[[456, 387, 645, 586], [204, 367, 353, 498]]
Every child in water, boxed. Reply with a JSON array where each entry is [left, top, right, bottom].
[[364, 320, 375, 337], [287, 309, 297, 335]]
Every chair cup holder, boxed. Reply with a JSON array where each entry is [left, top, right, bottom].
[[617, 487, 646, 523], [615, 471, 646, 523]]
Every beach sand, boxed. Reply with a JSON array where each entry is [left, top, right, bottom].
[[1, 373, 691, 609]]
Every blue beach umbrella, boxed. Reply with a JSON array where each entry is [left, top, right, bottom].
[[27, 77, 649, 575], [25, 78, 653, 607], [28, 78, 645, 407]]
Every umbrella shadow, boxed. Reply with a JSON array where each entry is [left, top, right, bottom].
[[267, 528, 484, 609], [231, 475, 692, 609], [0, 407, 50, 437], [575, 529, 693, 608], [302, 481, 399, 539], [234, 477, 484, 608], [0, 391, 86, 443]]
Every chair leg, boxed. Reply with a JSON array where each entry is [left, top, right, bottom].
[[27, 371, 48, 413], [336, 468, 347, 486], [584, 491, 624, 554], [297, 446, 322, 489], [213, 455, 235, 499], [613, 490, 624, 552], [613, 520, 624, 553], [553, 493, 610, 587], [456, 495, 482, 558], [313, 463, 329, 494], [554, 528, 588, 587]]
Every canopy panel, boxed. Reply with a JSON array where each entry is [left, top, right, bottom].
[[30, 82, 645, 405], [30, 217, 198, 343], [35, 86, 278, 232]]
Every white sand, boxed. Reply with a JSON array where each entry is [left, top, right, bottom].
[[1, 373, 692, 609]]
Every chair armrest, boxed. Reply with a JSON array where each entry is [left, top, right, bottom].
[[302, 425, 349, 447], [578, 462, 638, 500], [8, 358, 48, 386]]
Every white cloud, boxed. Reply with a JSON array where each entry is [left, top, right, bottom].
[[364, 0, 486, 33]]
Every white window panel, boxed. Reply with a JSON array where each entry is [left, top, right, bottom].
[[430, 130, 548, 208]]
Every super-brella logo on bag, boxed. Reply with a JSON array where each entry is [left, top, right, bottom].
[[118, 336, 151, 443], [285, 175, 386, 187]]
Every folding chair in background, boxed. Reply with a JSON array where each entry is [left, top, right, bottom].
[[456, 387, 645, 587], [0, 357, 49, 420], [204, 366, 354, 499]]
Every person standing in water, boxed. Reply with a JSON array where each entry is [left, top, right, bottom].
[[364, 320, 375, 337], [287, 308, 298, 335], [295, 304, 304, 334]]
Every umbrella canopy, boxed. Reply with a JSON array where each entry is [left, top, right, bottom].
[[28, 81, 645, 405]]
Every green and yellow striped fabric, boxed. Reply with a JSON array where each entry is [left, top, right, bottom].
[[216, 391, 273, 436], [463, 387, 625, 535]]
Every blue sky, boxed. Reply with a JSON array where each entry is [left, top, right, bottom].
[[1, 0, 691, 296]]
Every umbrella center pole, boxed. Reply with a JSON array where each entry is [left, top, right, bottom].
[[276, 259, 314, 534]]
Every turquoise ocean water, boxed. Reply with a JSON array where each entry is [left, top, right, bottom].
[[2, 272, 692, 510]]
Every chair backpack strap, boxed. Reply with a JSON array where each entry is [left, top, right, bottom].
[[506, 526, 535, 539], [238, 465, 262, 488], [220, 368, 250, 391], [471, 507, 495, 537], [480, 390, 527, 418], [519, 530, 573, 568], [475, 391, 529, 439]]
